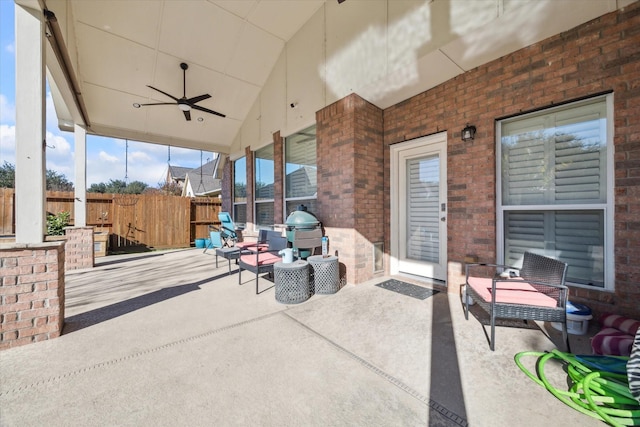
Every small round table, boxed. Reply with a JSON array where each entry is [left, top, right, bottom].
[[274, 260, 310, 304], [307, 255, 339, 294]]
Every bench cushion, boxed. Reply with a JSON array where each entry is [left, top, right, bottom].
[[467, 276, 557, 308]]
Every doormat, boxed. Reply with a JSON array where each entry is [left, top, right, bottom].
[[375, 279, 439, 300]]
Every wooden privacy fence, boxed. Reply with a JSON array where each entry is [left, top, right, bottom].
[[0, 189, 222, 252]]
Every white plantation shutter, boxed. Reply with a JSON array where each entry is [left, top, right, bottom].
[[500, 97, 609, 288], [406, 156, 439, 263], [505, 211, 604, 286], [502, 102, 606, 206]]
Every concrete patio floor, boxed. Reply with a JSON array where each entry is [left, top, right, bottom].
[[0, 248, 603, 426]]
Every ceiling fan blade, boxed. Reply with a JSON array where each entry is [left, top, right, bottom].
[[137, 102, 176, 106], [192, 104, 226, 118], [183, 110, 191, 121], [147, 85, 179, 101], [186, 93, 211, 104]]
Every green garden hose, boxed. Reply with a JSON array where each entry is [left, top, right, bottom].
[[515, 350, 640, 427]]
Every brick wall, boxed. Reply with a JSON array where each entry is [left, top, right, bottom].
[[220, 3, 639, 317], [317, 94, 385, 284], [245, 146, 254, 229], [0, 242, 65, 350], [64, 226, 94, 270], [383, 2, 640, 318], [272, 131, 284, 225], [221, 155, 232, 214]]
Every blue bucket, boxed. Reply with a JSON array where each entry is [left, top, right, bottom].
[[195, 238, 206, 248]]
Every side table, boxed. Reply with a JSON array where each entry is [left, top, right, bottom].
[[274, 260, 310, 304], [308, 255, 339, 294], [215, 247, 241, 274]]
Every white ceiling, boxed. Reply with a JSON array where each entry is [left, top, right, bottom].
[[40, 0, 325, 153], [16, 0, 634, 154]]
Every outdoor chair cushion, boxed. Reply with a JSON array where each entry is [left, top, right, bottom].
[[240, 252, 280, 267], [467, 276, 558, 308]]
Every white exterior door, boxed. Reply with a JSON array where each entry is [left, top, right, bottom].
[[391, 133, 447, 281]]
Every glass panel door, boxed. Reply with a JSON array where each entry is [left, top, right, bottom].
[[392, 133, 447, 281]]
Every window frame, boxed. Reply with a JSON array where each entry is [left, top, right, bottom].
[[496, 93, 615, 290], [253, 144, 274, 230], [283, 124, 318, 217]]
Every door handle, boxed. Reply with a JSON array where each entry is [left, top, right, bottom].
[[441, 217, 446, 222]]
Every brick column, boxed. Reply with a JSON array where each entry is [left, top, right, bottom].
[[273, 131, 284, 225], [245, 147, 254, 229], [0, 242, 65, 350], [316, 94, 384, 285], [221, 155, 232, 214], [64, 226, 94, 270]]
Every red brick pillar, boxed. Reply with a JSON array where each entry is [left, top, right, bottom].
[[273, 131, 284, 225], [64, 226, 94, 270], [316, 93, 384, 285], [245, 146, 254, 229], [221, 155, 232, 214], [0, 242, 65, 350]]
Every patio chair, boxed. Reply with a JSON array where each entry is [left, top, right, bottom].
[[464, 251, 569, 352], [203, 228, 224, 254], [292, 228, 323, 260], [238, 233, 287, 294], [235, 229, 268, 251], [218, 212, 239, 247]]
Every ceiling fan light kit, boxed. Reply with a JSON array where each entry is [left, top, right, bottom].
[[133, 62, 225, 121]]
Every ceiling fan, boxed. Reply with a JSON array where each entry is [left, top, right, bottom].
[[133, 62, 225, 121]]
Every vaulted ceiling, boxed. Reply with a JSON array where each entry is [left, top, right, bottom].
[[15, 0, 632, 155]]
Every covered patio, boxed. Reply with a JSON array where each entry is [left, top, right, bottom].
[[6, 0, 639, 351], [0, 249, 600, 426]]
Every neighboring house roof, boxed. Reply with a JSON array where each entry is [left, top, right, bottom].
[[167, 165, 191, 186], [182, 159, 222, 197]]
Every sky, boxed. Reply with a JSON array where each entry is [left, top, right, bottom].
[[0, 1, 214, 188]]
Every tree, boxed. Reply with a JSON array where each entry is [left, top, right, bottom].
[[0, 162, 14, 188], [155, 181, 183, 196], [88, 182, 108, 193], [0, 162, 74, 191], [87, 179, 148, 194], [46, 170, 74, 191], [124, 181, 148, 194], [106, 179, 128, 194]]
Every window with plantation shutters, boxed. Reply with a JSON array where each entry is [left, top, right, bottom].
[[498, 95, 612, 289]]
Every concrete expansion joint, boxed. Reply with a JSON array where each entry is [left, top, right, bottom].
[[0, 311, 280, 398], [281, 312, 469, 427]]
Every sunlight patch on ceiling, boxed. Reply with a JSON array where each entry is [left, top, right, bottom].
[[322, 2, 433, 104]]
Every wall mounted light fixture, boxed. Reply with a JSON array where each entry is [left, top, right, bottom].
[[461, 123, 476, 142]]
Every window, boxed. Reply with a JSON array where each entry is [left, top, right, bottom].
[[233, 157, 246, 228], [497, 95, 613, 289], [284, 125, 317, 216], [254, 145, 274, 229]]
